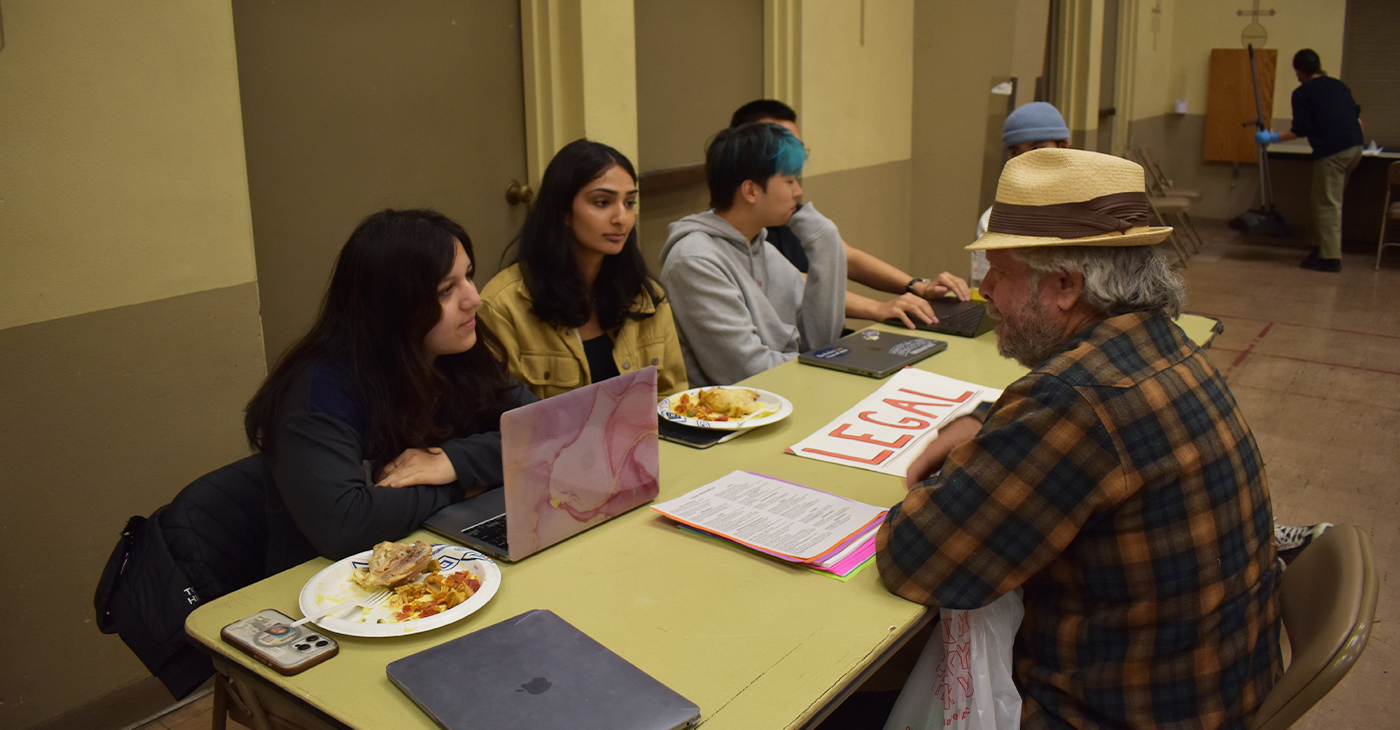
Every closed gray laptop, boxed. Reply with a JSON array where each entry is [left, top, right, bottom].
[[387, 609, 700, 730], [799, 329, 947, 378]]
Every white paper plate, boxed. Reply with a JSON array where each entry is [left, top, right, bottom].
[[658, 387, 794, 430], [296, 544, 500, 637]]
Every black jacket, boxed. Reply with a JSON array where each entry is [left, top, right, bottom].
[[94, 455, 269, 699]]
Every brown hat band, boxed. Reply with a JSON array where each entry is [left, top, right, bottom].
[[988, 192, 1150, 239]]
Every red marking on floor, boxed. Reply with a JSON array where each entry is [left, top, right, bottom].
[[1207, 348, 1400, 377], [1217, 320, 1277, 379], [1230, 343, 1256, 371], [1189, 311, 1400, 341]]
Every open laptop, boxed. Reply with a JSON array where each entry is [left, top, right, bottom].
[[388, 608, 700, 730], [423, 367, 660, 561], [886, 297, 996, 338], [799, 329, 947, 378]]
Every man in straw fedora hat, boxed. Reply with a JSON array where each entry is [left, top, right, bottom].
[[877, 149, 1281, 729]]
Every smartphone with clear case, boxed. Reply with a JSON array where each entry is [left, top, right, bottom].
[[221, 608, 339, 675]]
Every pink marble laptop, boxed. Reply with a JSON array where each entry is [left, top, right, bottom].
[[500, 367, 660, 560]]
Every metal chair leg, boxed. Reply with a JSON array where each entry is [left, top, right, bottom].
[[1180, 213, 1205, 252]]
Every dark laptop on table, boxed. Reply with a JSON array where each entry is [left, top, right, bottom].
[[388, 608, 700, 730], [798, 329, 946, 378], [886, 297, 995, 338], [422, 366, 660, 561]]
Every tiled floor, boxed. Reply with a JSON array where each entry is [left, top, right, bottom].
[[1172, 223, 1400, 729], [135, 222, 1398, 729]]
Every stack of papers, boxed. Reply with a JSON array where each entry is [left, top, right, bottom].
[[651, 470, 887, 581]]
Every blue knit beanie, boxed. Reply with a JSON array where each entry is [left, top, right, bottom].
[[1002, 102, 1070, 147]]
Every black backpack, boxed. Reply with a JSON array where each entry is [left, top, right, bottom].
[[94, 455, 270, 698]]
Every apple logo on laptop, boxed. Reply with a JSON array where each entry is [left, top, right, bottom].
[[517, 677, 552, 695]]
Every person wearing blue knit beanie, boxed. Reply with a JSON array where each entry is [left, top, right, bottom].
[[974, 103, 1073, 275], [1000, 101, 1072, 152]]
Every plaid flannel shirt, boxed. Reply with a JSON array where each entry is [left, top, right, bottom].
[[877, 312, 1281, 730]]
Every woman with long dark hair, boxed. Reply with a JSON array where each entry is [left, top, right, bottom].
[[479, 139, 686, 398], [245, 209, 535, 572]]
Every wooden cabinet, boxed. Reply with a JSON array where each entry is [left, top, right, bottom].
[[1205, 48, 1276, 163]]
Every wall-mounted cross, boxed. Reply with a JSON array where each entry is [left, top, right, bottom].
[[1237, 0, 1275, 20]]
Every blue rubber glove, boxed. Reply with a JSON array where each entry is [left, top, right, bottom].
[[1255, 130, 1280, 145]]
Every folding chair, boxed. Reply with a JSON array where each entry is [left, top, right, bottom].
[[1142, 193, 1193, 267], [1376, 160, 1400, 270], [1249, 524, 1378, 730], [1139, 146, 1203, 202], [1129, 149, 1207, 254]]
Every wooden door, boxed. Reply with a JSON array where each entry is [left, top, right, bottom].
[[232, 1, 529, 363], [1205, 48, 1276, 163]]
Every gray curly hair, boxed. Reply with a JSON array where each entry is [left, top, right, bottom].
[[1008, 245, 1185, 318]]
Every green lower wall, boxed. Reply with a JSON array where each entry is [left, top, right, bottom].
[[0, 282, 266, 730]]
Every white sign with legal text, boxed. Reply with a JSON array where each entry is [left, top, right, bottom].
[[786, 369, 1001, 478]]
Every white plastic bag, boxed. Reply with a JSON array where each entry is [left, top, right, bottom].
[[883, 589, 1024, 730]]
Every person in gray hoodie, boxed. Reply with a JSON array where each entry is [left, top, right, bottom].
[[660, 122, 846, 386]]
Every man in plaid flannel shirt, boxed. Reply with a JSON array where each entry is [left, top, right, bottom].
[[877, 149, 1281, 730]]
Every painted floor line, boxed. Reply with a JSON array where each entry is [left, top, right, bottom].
[[1189, 311, 1400, 341], [1208, 347, 1400, 378]]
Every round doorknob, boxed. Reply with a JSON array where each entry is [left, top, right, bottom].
[[506, 181, 534, 205]]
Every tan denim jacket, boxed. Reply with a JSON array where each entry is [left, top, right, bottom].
[[479, 264, 688, 399]]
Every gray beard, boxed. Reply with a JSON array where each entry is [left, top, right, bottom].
[[987, 297, 1067, 369]]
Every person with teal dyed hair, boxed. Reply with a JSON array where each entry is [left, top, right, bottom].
[[659, 122, 846, 385]]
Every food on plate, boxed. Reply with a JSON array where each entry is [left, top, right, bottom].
[[670, 388, 767, 422], [387, 569, 482, 622], [351, 540, 436, 588], [342, 542, 485, 624]]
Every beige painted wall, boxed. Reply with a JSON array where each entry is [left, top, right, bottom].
[[1121, 0, 1348, 126], [639, 0, 1020, 295], [800, 0, 914, 177], [522, 0, 639, 183], [1125, 0, 1178, 120], [1010, 0, 1051, 107], [911, 0, 1020, 281], [579, 0, 639, 164], [1121, 0, 1350, 219], [1164, 0, 1347, 124], [0, 1, 257, 330], [232, 0, 530, 366], [635, 0, 763, 172], [0, 3, 265, 729], [802, 160, 915, 300]]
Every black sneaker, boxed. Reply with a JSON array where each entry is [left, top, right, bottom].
[[1276, 521, 1332, 564], [1300, 249, 1341, 272]]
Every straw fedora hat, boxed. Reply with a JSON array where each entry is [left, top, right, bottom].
[[968, 148, 1173, 250]]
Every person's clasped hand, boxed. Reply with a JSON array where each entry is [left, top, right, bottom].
[[1254, 130, 1280, 145], [376, 447, 457, 488], [903, 415, 982, 490]]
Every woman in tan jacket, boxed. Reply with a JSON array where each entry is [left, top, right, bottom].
[[480, 139, 687, 399]]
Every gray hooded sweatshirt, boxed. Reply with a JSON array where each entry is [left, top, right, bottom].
[[659, 204, 846, 386]]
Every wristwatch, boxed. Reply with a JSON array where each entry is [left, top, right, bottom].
[[905, 278, 929, 294]]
